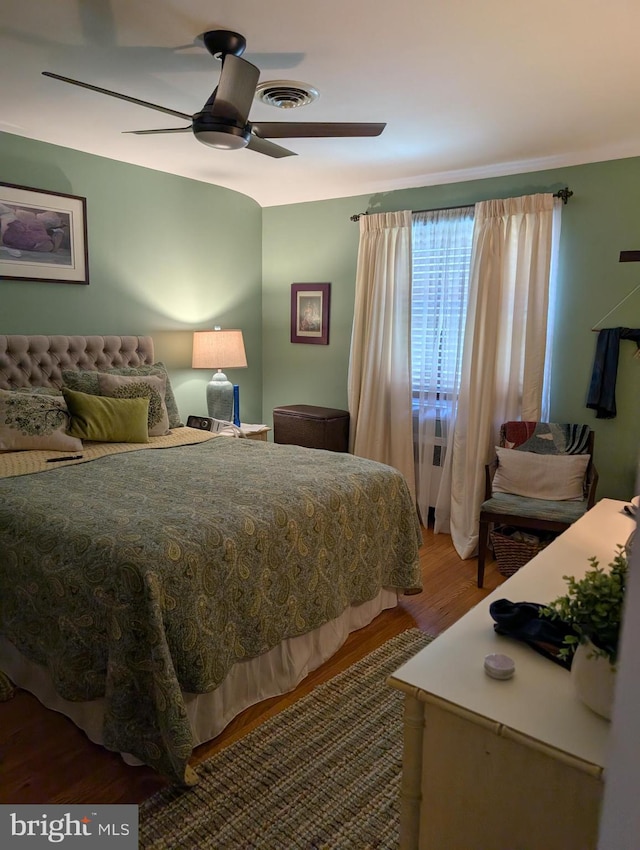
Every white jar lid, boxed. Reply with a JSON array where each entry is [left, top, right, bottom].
[[484, 653, 516, 680]]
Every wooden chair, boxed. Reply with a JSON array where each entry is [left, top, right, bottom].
[[477, 422, 598, 587]]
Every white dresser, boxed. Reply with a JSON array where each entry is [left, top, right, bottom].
[[388, 498, 635, 850]]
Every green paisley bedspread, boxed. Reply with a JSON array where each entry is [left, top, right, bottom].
[[0, 437, 422, 784]]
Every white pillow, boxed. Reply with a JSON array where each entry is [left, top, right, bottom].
[[492, 447, 590, 501], [0, 389, 83, 452]]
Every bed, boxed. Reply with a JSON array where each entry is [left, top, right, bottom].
[[0, 334, 422, 785]]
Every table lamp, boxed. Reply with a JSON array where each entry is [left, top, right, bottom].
[[192, 328, 247, 421]]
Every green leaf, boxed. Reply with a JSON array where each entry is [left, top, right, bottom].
[[541, 545, 628, 665]]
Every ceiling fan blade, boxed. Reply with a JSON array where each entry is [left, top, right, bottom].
[[251, 122, 386, 139], [42, 72, 193, 121], [210, 54, 259, 124], [247, 135, 296, 158], [123, 127, 192, 135]]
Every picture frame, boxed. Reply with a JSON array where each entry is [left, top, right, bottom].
[[291, 282, 331, 345], [0, 182, 89, 285]]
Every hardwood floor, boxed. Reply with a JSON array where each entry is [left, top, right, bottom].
[[0, 526, 505, 805]]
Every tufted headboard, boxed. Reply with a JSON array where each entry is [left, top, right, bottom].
[[0, 335, 155, 390]]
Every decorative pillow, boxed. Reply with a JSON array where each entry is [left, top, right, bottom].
[[62, 388, 149, 443], [14, 387, 63, 396], [62, 361, 182, 428], [109, 362, 182, 428], [60, 370, 100, 396], [492, 447, 590, 501], [0, 389, 83, 452], [97, 373, 170, 436]]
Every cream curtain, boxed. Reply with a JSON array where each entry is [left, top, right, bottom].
[[348, 210, 415, 499], [435, 194, 561, 557]]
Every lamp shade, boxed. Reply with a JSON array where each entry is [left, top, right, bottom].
[[192, 329, 247, 421], [192, 329, 248, 370]]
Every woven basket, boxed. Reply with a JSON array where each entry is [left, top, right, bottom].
[[490, 527, 547, 577]]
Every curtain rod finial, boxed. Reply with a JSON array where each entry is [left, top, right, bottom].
[[555, 187, 573, 204]]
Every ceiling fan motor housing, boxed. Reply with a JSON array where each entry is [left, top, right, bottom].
[[193, 114, 251, 149], [201, 30, 247, 59]]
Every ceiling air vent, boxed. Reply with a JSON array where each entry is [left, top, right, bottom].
[[254, 80, 319, 109]]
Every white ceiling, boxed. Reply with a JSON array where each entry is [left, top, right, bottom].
[[2, 0, 640, 208]]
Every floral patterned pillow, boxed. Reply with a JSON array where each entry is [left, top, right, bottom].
[[97, 373, 170, 436], [0, 389, 83, 452], [109, 363, 183, 428]]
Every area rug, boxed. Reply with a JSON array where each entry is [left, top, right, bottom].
[[139, 628, 433, 850]]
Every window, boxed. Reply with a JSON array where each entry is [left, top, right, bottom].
[[411, 206, 475, 518], [411, 207, 475, 401]]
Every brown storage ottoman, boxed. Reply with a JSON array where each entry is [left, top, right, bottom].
[[273, 405, 350, 452]]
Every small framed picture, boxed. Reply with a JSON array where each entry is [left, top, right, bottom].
[[291, 283, 331, 345], [0, 182, 89, 285]]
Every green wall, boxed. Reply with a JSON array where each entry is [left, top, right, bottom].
[[2, 130, 638, 500], [263, 160, 640, 501], [0, 132, 263, 424], [262, 196, 364, 415]]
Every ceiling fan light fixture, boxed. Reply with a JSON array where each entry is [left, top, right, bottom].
[[195, 131, 248, 150], [255, 81, 319, 109], [193, 120, 251, 150]]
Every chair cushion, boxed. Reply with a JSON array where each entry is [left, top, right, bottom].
[[480, 492, 588, 524], [492, 447, 590, 500]]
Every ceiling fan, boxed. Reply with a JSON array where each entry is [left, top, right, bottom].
[[42, 29, 386, 159]]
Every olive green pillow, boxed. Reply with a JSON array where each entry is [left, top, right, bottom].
[[62, 388, 150, 443]]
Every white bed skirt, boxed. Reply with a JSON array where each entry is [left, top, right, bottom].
[[0, 588, 398, 766]]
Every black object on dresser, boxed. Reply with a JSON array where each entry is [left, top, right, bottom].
[[273, 405, 350, 452]]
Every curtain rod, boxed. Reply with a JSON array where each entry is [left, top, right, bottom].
[[349, 187, 573, 222]]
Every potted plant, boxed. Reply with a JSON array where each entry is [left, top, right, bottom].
[[542, 545, 628, 719]]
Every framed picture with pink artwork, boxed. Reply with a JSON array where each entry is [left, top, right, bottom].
[[290, 282, 331, 345], [0, 181, 89, 285]]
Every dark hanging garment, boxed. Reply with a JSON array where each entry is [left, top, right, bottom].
[[587, 327, 640, 419]]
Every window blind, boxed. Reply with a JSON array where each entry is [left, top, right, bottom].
[[411, 209, 475, 397]]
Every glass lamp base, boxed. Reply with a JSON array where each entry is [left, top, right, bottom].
[[206, 372, 234, 421]]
